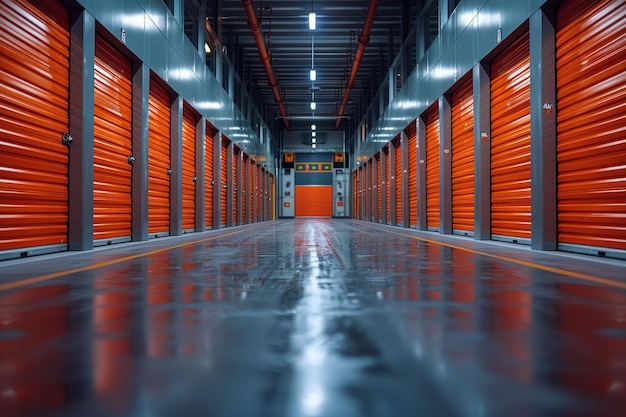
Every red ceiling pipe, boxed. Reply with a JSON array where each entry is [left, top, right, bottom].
[[335, 0, 379, 129], [241, 0, 290, 129]]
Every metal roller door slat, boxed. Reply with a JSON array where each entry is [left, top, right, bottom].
[[426, 106, 440, 230], [93, 36, 132, 242], [490, 34, 531, 240], [0, 0, 70, 252], [557, 0, 626, 251], [451, 77, 474, 234], [182, 105, 196, 231], [148, 80, 171, 235], [408, 123, 417, 227]]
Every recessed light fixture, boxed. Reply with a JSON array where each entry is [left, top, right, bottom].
[[311, 124, 316, 130], [309, 12, 316, 30]]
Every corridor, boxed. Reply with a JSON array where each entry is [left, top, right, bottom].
[[1, 219, 625, 417]]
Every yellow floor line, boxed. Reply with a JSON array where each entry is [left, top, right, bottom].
[[0, 225, 266, 292], [361, 223, 626, 290]]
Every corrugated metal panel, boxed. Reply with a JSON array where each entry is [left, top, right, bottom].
[[451, 76, 475, 234], [385, 146, 390, 224], [556, 0, 626, 250], [220, 138, 229, 227], [426, 105, 440, 230], [490, 34, 531, 239], [394, 137, 402, 226], [93, 35, 132, 242], [408, 122, 418, 227], [0, 0, 70, 252], [182, 104, 196, 232], [376, 153, 382, 223], [204, 123, 216, 229], [148, 79, 171, 236]]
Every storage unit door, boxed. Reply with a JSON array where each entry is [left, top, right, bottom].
[[93, 35, 132, 242], [352, 171, 359, 219], [490, 34, 531, 240], [148, 80, 171, 236], [426, 105, 440, 230], [376, 153, 382, 223], [451, 77, 475, 235], [358, 166, 364, 220], [408, 123, 418, 227], [556, 0, 626, 251], [385, 147, 390, 224], [182, 105, 196, 232], [204, 124, 215, 229], [220, 139, 228, 227], [0, 0, 70, 254], [256, 165, 262, 221], [248, 158, 251, 223], [394, 139, 403, 226], [242, 155, 249, 224], [232, 147, 239, 226]]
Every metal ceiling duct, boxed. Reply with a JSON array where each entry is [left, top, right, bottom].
[[335, 0, 379, 129], [241, 0, 290, 129]]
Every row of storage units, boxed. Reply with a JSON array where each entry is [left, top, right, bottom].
[[353, 0, 625, 259], [0, 0, 273, 261]]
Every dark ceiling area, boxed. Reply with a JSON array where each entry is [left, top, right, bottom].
[[208, 0, 416, 135]]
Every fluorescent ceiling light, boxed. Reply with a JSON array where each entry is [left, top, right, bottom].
[[310, 69, 316, 81], [310, 102, 316, 110], [311, 131, 316, 137], [309, 12, 316, 30], [312, 138, 316, 143], [312, 143, 317, 149], [311, 124, 316, 130]]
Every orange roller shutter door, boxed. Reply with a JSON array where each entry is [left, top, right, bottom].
[[426, 105, 440, 230], [385, 146, 390, 224], [376, 153, 382, 223], [204, 123, 216, 229], [242, 154, 249, 224], [490, 34, 531, 240], [451, 76, 474, 234], [394, 138, 402, 226], [556, 0, 626, 250], [148, 79, 171, 236], [93, 35, 133, 242], [408, 123, 418, 227], [248, 158, 251, 223], [0, 0, 70, 252], [220, 138, 229, 227], [232, 147, 239, 226], [182, 104, 196, 232]]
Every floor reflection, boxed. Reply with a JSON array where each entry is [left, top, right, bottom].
[[0, 219, 624, 417]]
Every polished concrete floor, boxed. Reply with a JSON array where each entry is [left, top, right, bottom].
[[0, 219, 625, 417]]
